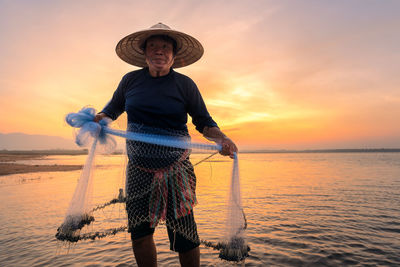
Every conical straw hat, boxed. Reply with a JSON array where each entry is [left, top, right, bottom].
[[116, 23, 204, 68]]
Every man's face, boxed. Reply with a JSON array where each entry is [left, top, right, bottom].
[[144, 36, 175, 73]]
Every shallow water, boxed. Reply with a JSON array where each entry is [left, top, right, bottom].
[[1, 152, 400, 266]]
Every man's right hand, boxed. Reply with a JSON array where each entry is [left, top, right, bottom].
[[94, 112, 109, 123]]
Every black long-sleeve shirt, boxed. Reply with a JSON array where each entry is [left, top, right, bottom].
[[101, 68, 217, 134]]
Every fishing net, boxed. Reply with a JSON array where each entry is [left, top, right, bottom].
[[220, 153, 249, 261], [56, 107, 249, 262]]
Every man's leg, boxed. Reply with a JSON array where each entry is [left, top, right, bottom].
[[179, 246, 200, 267], [132, 234, 157, 267], [167, 210, 200, 267]]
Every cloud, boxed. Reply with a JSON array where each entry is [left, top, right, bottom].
[[1, 0, 399, 148]]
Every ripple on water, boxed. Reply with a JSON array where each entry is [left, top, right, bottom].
[[2, 153, 400, 266]]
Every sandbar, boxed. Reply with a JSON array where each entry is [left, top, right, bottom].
[[0, 151, 83, 176]]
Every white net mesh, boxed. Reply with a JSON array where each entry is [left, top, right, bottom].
[[56, 117, 249, 261], [125, 123, 199, 244], [219, 153, 249, 261], [56, 139, 97, 242]]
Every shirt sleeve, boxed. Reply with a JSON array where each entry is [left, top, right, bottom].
[[184, 77, 218, 133], [101, 75, 127, 120]]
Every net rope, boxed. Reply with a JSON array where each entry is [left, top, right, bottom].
[[55, 107, 250, 261]]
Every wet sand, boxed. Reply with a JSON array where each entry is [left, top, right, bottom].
[[0, 152, 83, 176]]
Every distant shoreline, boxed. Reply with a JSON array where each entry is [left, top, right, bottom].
[[0, 151, 84, 176], [1, 148, 400, 156], [1, 148, 399, 176], [0, 163, 82, 176], [239, 148, 400, 154], [0, 149, 89, 156]]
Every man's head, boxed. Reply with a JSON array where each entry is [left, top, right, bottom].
[[143, 35, 177, 76], [116, 23, 204, 68]]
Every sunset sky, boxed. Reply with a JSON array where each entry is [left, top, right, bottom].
[[1, 0, 399, 150]]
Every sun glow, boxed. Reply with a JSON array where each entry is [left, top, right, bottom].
[[1, 0, 400, 150]]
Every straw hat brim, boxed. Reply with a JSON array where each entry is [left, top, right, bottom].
[[116, 28, 204, 68]]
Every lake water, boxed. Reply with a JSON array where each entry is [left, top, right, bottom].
[[0, 152, 399, 266]]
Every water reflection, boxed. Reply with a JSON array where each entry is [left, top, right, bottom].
[[0, 152, 400, 266]]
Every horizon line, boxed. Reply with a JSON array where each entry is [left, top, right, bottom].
[[1, 148, 400, 155]]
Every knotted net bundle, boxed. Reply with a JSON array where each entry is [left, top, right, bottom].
[[56, 107, 249, 262]]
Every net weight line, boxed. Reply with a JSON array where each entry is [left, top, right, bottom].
[[56, 151, 220, 243], [57, 108, 250, 262], [200, 205, 250, 262], [56, 151, 220, 240], [57, 194, 249, 261], [55, 150, 249, 261]]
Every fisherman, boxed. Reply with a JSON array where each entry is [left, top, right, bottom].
[[94, 23, 237, 267]]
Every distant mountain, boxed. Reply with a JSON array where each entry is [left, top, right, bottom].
[[0, 132, 79, 150]]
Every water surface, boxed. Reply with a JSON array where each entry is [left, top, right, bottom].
[[0, 152, 399, 266]]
